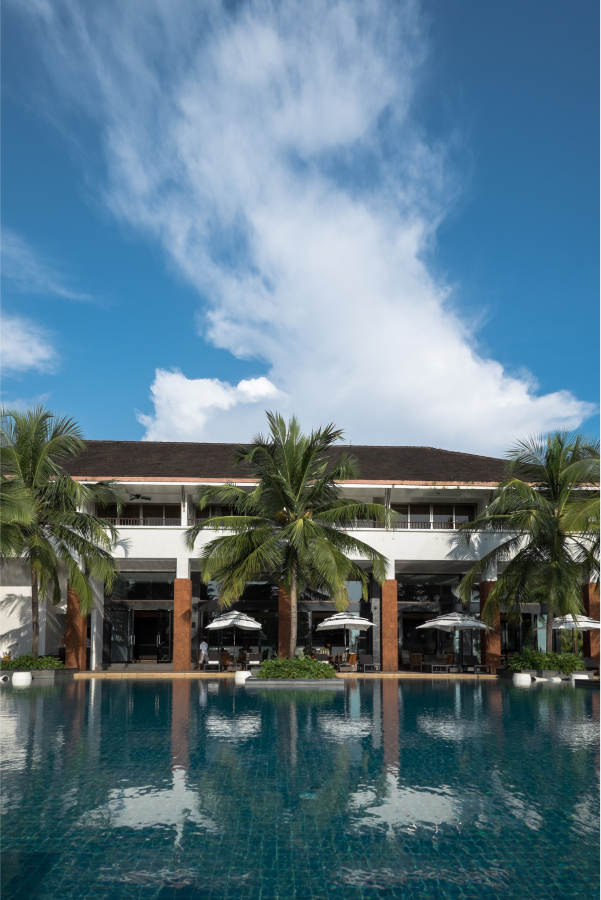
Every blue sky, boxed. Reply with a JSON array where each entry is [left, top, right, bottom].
[[2, 0, 598, 454]]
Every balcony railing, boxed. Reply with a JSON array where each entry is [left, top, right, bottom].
[[184, 517, 469, 531], [103, 517, 182, 527], [347, 520, 468, 530]]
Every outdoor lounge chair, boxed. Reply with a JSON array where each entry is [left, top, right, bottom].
[[246, 653, 263, 670], [409, 653, 422, 672], [421, 654, 449, 674], [357, 654, 379, 672], [401, 650, 411, 670], [463, 655, 490, 674], [337, 653, 357, 673], [203, 653, 222, 672], [582, 657, 600, 675]]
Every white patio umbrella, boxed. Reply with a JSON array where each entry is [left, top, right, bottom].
[[206, 610, 262, 657], [552, 615, 601, 654], [316, 612, 373, 653], [416, 612, 491, 667], [552, 615, 601, 631]]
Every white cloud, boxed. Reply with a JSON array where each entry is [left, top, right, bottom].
[[0, 314, 57, 373], [10, 0, 595, 452], [2, 229, 91, 301], [136, 369, 281, 441]]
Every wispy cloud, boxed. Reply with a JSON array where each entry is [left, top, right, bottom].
[[2, 229, 92, 301], [9, 0, 595, 451], [0, 314, 57, 373]]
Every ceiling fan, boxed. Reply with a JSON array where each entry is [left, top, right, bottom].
[[129, 493, 152, 501]]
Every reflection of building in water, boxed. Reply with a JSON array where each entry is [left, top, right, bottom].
[[4, 441, 596, 674], [81, 767, 219, 847]]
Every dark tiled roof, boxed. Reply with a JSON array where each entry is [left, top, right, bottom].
[[63, 440, 506, 484]]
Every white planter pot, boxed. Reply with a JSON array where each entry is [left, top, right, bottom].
[[512, 672, 532, 688], [234, 670, 252, 685], [12, 672, 33, 688]]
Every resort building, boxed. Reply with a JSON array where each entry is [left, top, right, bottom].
[[2, 441, 599, 671]]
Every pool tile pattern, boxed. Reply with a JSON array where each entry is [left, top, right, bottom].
[[1, 679, 598, 899]]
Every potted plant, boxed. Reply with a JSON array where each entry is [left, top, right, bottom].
[[0, 652, 75, 684]]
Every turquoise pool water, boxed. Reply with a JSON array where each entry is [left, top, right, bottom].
[[1, 679, 598, 899]]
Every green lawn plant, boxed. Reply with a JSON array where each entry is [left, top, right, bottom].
[[185, 412, 390, 656], [1, 406, 122, 657], [256, 656, 337, 679], [506, 649, 585, 675], [1, 653, 66, 670], [458, 431, 599, 652]]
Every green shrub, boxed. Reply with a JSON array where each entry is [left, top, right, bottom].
[[1, 653, 66, 671], [256, 656, 337, 679], [507, 649, 583, 675]]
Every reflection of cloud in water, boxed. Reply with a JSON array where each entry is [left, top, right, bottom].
[[349, 772, 458, 834], [571, 794, 600, 836], [489, 772, 542, 831], [206, 714, 261, 739], [417, 715, 486, 742], [81, 767, 219, 846], [318, 716, 372, 741], [557, 721, 599, 751]]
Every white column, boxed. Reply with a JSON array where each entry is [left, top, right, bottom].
[[89, 578, 105, 670], [38, 602, 47, 656], [176, 557, 190, 580]]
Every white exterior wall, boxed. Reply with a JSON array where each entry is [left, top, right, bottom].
[[0, 562, 68, 657], [0, 481, 500, 656]]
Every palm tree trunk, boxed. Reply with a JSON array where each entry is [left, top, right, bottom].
[[289, 554, 298, 658], [31, 568, 39, 659]]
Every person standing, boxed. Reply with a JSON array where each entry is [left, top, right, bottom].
[[199, 639, 209, 667]]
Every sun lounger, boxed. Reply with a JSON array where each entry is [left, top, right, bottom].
[[463, 655, 490, 674], [203, 653, 222, 672]]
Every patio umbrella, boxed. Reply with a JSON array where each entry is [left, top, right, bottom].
[[316, 612, 373, 653], [206, 610, 262, 658], [552, 615, 601, 654], [552, 615, 601, 630], [416, 612, 491, 667]]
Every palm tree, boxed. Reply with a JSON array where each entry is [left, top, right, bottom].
[[185, 412, 391, 657], [457, 431, 600, 652], [1, 406, 122, 658], [0, 470, 34, 558]]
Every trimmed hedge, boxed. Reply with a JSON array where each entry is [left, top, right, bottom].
[[1, 653, 66, 671], [256, 656, 337, 679], [507, 649, 584, 675]]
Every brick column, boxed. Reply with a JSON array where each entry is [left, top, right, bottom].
[[582, 583, 600, 665], [278, 586, 291, 657], [173, 579, 192, 671], [381, 580, 398, 672], [479, 581, 501, 672], [65, 587, 87, 670]]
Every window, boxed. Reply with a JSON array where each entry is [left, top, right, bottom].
[[391, 504, 408, 526], [454, 504, 475, 525], [432, 504, 453, 528], [409, 504, 430, 528]]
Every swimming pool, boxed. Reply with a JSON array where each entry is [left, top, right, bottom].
[[1, 679, 598, 899]]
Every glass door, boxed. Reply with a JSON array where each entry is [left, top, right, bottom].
[[157, 609, 173, 663], [110, 608, 134, 662]]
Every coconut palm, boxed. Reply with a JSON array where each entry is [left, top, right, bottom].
[[185, 412, 390, 656], [1, 407, 122, 658], [457, 431, 600, 652], [0, 469, 34, 558]]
